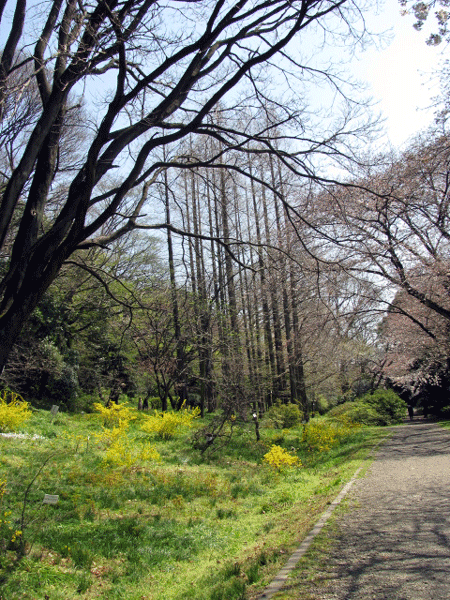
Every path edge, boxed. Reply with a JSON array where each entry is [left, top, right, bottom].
[[257, 464, 363, 599], [256, 431, 392, 600]]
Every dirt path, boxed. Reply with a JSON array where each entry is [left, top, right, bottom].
[[294, 419, 450, 599]]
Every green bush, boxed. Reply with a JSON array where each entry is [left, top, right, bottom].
[[144, 397, 162, 410], [439, 405, 450, 418], [328, 389, 406, 426], [327, 402, 350, 418], [263, 402, 303, 429], [69, 393, 99, 413], [359, 389, 406, 425], [328, 401, 384, 426], [315, 394, 330, 415]]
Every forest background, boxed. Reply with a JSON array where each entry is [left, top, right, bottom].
[[1, 0, 450, 422]]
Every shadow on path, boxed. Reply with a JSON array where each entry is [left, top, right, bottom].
[[314, 420, 450, 600]]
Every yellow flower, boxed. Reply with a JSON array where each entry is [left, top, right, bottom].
[[0, 390, 31, 432], [263, 445, 301, 471]]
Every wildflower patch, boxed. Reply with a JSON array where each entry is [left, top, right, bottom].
[[93, 423, 160, 469], [263, 445, 301, 471], [141, 406, 200, 440], [302, 417, 360, 453], [103, 434, 160, 469], [0, 390, 32, 433], [93, 402, 136, 428]]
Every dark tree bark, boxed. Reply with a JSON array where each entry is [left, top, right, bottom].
[[249, 161, 276, 406], [0, 0, 370, 375]]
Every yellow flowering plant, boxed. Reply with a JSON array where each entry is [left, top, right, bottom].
[[263, 445, 301, 471], [93, 419, 160, 469], [93, 402, 136, 428], [302, 417, 359, 453], [141, 405, 200, 440], [102, 433, 160, 469], [0, 389, 32, 432]]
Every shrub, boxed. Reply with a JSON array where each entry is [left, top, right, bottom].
[[328, 401, 383, 426], [103, 435, 160, 468], [302, 419, 337, 453], [141, 406, 200, 440], [359, 389, 406, 425], [47, 365, 79, 407], [263, 403, 303, 429], [439, 405, 450, 418], [301, 417, 359, 453], [147, 397, 162, 410], [93, 402, 136, 428], [263, 445, 301, 470], [0, 390, 32, 432], [315, 394, 330, 415], [93, 420, 160, 468], [69, 393, 98, 413]]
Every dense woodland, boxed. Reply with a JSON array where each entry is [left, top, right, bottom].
[[1, 0, 450, 420]]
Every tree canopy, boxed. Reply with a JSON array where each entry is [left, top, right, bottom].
[[0, 0, 375, 374], [2, 0, 450, 419]]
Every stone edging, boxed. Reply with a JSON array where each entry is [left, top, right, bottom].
[[257, 464, 363, 599], [256, 431, 392, 600]]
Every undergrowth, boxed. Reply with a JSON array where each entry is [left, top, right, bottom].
[[0, 404, 386, 600], [0, 389, 32, 432]]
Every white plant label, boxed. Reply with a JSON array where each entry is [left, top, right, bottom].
[[43, 494, 59, 504]]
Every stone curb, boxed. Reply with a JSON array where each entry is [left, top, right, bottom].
[[257, 465, 363, 599]]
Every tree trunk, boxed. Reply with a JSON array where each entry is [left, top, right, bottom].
[[249, 160, 275, 406], [261, 183, 286, 398], [164, 166, 189, 409]]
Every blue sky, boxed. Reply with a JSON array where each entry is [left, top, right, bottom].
[[0, 0, 445, 150]]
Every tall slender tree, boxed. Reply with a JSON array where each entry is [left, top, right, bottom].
[[0, 0, 376, 374]]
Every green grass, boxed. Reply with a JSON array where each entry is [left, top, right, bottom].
[[262, 441, 388, 600], [438, 418, 450, 431], [0, 408, 387, 600], [262, 501, 346, 600]]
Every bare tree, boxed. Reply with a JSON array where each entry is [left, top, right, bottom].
[[0, 0, 375, 377], [305, 133, 450, 328], [379, 282, 450, 413]]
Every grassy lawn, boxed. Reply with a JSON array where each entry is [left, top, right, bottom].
[[0, 406, 388, 600], [438, 419, 450, 431]]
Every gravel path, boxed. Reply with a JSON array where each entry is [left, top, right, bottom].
[[314, 419, 450, 600]]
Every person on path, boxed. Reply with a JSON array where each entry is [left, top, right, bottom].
[[407, 404, 414, 420]]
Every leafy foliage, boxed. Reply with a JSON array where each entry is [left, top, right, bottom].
[[141, 406, 201, 440], [0, 390, 32, 432], [263, 445, 301, 470], [359, 389, 406, 425], [327, 389, 406, 426], [328, 401, 384, 426], [263, 403, 303, 429]]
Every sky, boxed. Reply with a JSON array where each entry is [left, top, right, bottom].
[[353, 0, 446, 148], [0, 0, 446, 150]]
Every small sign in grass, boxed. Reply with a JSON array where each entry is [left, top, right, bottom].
[[42, 494, 59, 505]]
